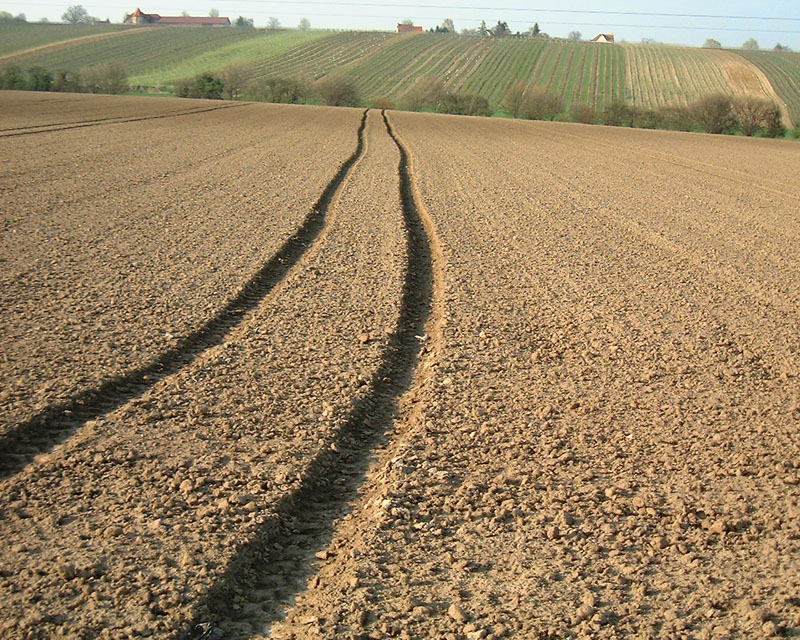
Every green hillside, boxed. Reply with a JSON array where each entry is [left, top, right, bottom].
[[1, 23, 799, 125], [130, 30, 330, 86], [0, 23, 127, 57], [3, 25, 263, 76], [736, 50, 800, 124]]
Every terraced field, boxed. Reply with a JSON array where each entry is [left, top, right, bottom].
[[1, 91, 800, 640]]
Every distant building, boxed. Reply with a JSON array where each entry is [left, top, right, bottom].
[[591, 33, 615, 43], [397, 23, 423, 33], [124, 8, 230, 26]]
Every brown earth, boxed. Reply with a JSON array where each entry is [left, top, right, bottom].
[[1, 94, 799, 640], [1, 92, 362, 437]]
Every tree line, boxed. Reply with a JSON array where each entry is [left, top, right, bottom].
[[1, 61, 793, 138]]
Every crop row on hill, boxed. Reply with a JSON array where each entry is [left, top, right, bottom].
[[737, 50, 800, 125], [0, 23, 127, 57], [1, 24, 798, 125]]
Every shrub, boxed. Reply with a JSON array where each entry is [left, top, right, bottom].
[[691, 93, 736, 134], [1, 66, 26, 90], [246, 76, 308, 104], [655, 105, 695, 131], [522, 87, 563, 121], [80, 62, 128, 94], [174, 74, 224, 99], [733, 96, 785, 137], [51, 70, 82, 93], [434, 92, 491, 117], [632, 108, 660, 129], [370, 97, 395, 110], [601, 100, 635, 127], [219, 64, 250, 100], [502, 81, 528, 118], [400, 76, 443, 112], [314, 75, 360, 107], [26, 66, 52, 91], [570, 104, 596, 124]]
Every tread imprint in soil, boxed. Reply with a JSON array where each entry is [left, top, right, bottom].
[[0, 109, 369, 479], [188, 110, 439, 637]]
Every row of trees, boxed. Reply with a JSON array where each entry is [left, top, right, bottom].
[[703, 37, 792, 51], [501, 83, 786, 137], [2, 60, 790, 137], [0, 62, 128, 94]]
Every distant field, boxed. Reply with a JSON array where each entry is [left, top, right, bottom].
[[130, 30, 330, 86], [249, 31, 399, 80], [4, 26, 263, 77], [1, 24, 798, 123], [0, 23, 127, 57]]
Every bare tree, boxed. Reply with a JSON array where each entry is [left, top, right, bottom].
[[441, 18, 454, 33], [703, 38, 722, 49], [567, 30, 582, 41], [314, 75, 360, 107], [209, 8, 219, 18], [741, 38, 759, 50], [219, 63, 250, 100], [62, 5, 92, 23], [691, 94, 736, 134], [298, 17, 310, 30], [502, 81, 528, 118], [267, 16, 281, 29]]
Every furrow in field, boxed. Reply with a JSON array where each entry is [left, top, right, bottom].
[[0, 96, 367, 477]]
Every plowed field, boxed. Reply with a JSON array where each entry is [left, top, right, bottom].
[[1, 92, 799, 640]]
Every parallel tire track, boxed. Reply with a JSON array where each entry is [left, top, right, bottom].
[[190, 109, 445, 638], [0, 109, 369, 479], [0, 103, 247, 137]]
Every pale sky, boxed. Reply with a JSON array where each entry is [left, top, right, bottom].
[[2, 0, 799, 49]]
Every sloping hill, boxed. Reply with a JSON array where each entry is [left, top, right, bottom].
[[737, 50, 800, 125], [3, 26, 264, 77], [129, 30, 330, 86], [0, 23, 127, 58], [1, 23, 798, 126]]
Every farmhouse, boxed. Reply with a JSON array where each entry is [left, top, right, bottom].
[[397, 23, 423, 33], [124, 8, 230, 26], [591, 33, 615, 43]]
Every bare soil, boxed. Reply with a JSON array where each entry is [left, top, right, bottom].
[[1, 94, 799, 640]]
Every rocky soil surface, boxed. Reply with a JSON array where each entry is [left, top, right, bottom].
[[1, 93, 362, 434], [1, 93, 799, 640], [274, 114, 800, 640]]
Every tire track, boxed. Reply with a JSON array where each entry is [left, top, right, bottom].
[[0, 102, 247, 137], [189, 109, 445, 638], [0, 109, 368, 479]]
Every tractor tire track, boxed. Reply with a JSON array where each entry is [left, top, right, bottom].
[[0, 109, 368, 479], [189, 109, 445, 638], [0, 102, 246, 137]]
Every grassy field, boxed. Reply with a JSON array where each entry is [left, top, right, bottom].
[[129, 30, 330, 86], [1, 23, 798, 122], [0, 23, 128, 57]]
